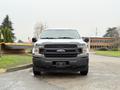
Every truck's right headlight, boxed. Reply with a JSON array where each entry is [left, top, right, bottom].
[[33, 47, 39, 54]]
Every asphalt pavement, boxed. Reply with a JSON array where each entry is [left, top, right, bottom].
[[0, 54, 120, 90]]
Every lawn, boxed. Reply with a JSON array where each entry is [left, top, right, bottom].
[[96, 51, 120, 57], [0, 54, 32, 69]]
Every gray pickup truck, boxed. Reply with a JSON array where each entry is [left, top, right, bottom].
[[32, 29, 89, 76]]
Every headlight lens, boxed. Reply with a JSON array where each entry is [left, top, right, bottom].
[[83, 46, 87, 54], [82, 44, 89, 55], [33, 46, 44, 54], [33, 47, 39, 54], [78, 44, 88, 54], [35, 47, 39, 53]]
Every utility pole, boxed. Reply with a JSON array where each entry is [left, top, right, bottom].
[[96, 27, 98, 37]]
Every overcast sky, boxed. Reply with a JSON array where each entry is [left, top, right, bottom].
[[0, 0, 120, 41]]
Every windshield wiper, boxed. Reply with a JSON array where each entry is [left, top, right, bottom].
[[41, 37, 56, 39], [58, 37, 74, 39]]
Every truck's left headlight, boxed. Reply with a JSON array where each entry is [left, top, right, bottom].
[[81, 44, 88, 55], [83, 46, 87, 54]]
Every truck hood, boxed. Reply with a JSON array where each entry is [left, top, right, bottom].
[[35, 39, 86, 45]]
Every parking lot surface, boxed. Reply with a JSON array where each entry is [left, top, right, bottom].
[[0, 54, 120, 90]]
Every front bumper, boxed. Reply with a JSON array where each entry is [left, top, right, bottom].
[[32, 54, 89, 72]]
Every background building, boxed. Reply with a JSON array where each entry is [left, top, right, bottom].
[[88, 37, 114, 50]]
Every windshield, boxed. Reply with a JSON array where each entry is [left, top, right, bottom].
[[40, 29, 81, 39]]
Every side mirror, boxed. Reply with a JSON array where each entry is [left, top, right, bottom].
[[32, 37, 37, 43], [84, 38, 89, 43]]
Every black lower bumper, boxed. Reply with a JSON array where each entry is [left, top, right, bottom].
[[32, 55, 89, 72]]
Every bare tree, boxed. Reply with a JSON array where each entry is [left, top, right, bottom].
[[34, 22, 47, 39]]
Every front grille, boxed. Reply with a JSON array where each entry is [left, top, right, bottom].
[[45, 54, 77, 58], [44, 44, 77, 48], [44, 44, 80, 58]]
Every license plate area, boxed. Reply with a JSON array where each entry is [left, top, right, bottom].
[[53, 61, 69, 67]]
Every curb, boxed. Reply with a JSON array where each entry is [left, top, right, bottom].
[[95, 53, 120, 58], [6, 64, 33, 72], [89, 52, 96, 54]]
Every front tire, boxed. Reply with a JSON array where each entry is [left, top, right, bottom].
[[80, 66, 88, 75], [80, 70, 88, 75], [33, 67, 41, 76]]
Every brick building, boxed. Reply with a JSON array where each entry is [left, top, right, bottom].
[[88, 37, 114, 50]]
